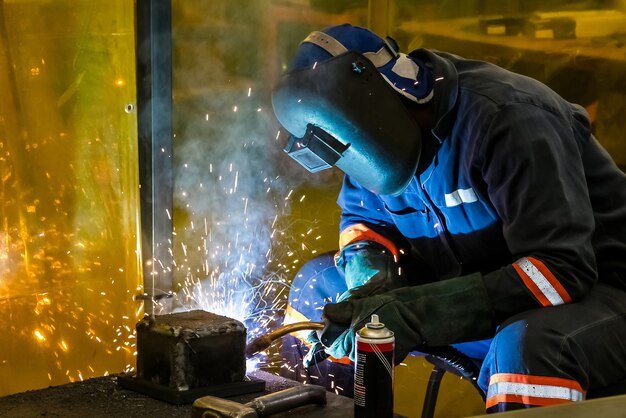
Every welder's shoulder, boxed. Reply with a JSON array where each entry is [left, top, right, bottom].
[[455, 59, 570, 118]]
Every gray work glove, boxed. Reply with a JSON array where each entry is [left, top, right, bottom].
[[318, 273, 496, 364]]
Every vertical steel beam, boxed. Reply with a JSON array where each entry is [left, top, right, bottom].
[[135, 0, 173, 315]]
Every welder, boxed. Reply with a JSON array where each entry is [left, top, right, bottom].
[[272, 24, 626, 412]]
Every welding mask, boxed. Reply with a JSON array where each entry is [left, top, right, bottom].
[[272, 24, 432, 196]]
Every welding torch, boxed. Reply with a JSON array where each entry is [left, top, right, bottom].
[[245, 321, 325, 358]]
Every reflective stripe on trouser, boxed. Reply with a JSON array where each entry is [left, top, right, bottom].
[[486, 373, 585, 408], [478, 283, 626, 413]]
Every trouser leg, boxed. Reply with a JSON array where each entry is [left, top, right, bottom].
[[478, 283, 626, 413], [451, 339, 491, 361]]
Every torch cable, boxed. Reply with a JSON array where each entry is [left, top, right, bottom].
[[245, 321, 324, 358]]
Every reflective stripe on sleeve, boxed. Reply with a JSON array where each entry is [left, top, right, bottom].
[[512, 256, 572, 307], [486, 373, 585, 408], [339, 223, 399, 258]]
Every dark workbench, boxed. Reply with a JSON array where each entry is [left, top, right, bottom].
[[0, 370, 354, 418]]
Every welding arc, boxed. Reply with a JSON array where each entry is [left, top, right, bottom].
[[245, 321, 324, 358]]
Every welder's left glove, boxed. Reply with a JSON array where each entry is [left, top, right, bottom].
[[335, 240, 407, 302], [302, 331, 330, 367], [319, 273, 496, 363]]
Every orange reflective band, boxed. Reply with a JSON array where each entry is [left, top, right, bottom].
[[486, 393, 576, 408], [513, 256, 572, 307], [486, 373, 585, 409], [527, 256, 572, 303], [489, 373, 584, 392], [514, 261, 552, 307], [339, 223, 398, 258]]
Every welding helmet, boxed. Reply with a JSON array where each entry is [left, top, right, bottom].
[[272, 24, 433, 195]]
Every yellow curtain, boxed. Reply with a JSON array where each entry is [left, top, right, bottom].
[[0, 0, 141, 395]]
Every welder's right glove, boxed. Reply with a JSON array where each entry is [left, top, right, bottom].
[[319, 273, 496, 364], [335, 241, 409, 301]]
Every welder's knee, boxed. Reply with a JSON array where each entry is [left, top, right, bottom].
[[484, 308, 578, 376], [478, 308, 588, 412], [499, 311, 560, 360]]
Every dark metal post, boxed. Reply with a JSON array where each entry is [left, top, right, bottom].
[[135, 0, 173, 315]]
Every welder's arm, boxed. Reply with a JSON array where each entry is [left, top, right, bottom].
[[319, 273, 495, 363], [303, 177, 416, 367], [336, 175, 433, 298], [302, 240, 404, 367], [478, 103, 597, 323]]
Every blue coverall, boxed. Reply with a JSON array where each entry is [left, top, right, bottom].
[[288, 49, 626, 411]]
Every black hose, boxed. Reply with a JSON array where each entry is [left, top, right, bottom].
[[422, 345, 485, 400]]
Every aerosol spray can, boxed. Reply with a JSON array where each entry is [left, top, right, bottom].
[[354, 314, 394, 418]]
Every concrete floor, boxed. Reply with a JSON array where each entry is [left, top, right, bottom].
[[1, 368, 624, 418], [0, 370, 353, 418]]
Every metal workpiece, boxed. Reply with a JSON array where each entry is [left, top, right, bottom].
[[135, 310, 246, 391], [120, 310, 266, 403], [122, 314, 329, 403], [192, 385, 327, 418], [137, 309, 246, 338]]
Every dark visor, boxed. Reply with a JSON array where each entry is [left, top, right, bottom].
[[283, 124, 350, 173]]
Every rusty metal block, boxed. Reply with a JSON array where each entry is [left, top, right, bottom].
[[136, 310, 246, 391]]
